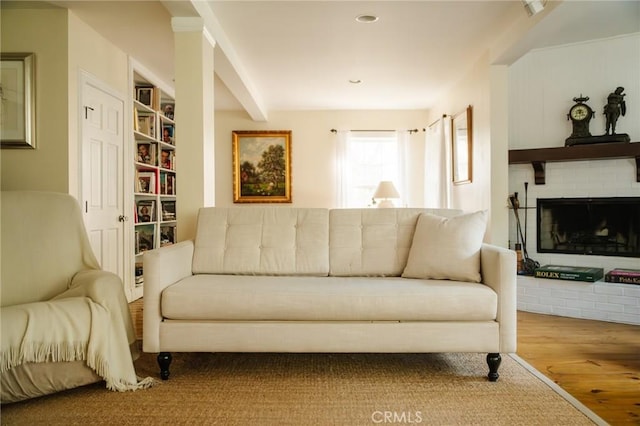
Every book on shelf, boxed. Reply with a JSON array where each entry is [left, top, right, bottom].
[[133, 108, 139, 132], [152, 88, 162, 110], [135, 224, 155, 254], [160, 225, 176, 247], [534, 264, 604, 282], [136, 113, 155, 138], [161, 102, 174, 120], [161, 124, 174, 145], [137, 142, 156, 165], [136, 86, 154, 107], [606, 268, 640, 277], [605, 268, 640, 285], [160, 149, 174, 170], [135, 262, 144, 286], [136, 170, 157, 194], [168, 174, 175, 195], [161, 200, 176, 221], [136, 199, 156, 223], [605, 274, 640, 285], [159, 172, 167, 194], [159, 172, 176, 195]]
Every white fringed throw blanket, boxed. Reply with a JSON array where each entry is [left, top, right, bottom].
[[1, 296, 154, 392], [1, 192, 154, 400]]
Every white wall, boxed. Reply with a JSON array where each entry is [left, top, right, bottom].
[[65, 1, 175, 89], [508, 33, 640, 273], [0, 6, 153, 201], [67, 11, 130, 200], [509, 34, 640, 150], [424, 52, 503, 245], [1, 8, 70, 192], [214, 110, 428, 208], [425, 53, 492, 214]]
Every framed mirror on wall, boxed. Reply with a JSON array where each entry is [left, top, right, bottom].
[[451, 105, 472, 184], [1, 52, 36, 149]]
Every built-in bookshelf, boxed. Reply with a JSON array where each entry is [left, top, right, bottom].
[[131, 68, 177, 300]]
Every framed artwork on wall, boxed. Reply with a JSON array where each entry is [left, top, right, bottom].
[[232, 130, 292, 203], [1, 52, 35, 149], [452, 105, 473, 184]]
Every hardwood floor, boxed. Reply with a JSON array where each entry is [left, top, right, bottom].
[[129, 301, 639, 424], [517, 311, 640, 425]]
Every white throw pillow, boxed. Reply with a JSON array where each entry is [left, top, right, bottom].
[[402, 210, 488, 283]]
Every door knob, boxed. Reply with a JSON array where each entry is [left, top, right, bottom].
[[118, 215, 128, 222]]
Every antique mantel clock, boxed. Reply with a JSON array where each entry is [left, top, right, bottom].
[[565, 95, 595, 146]]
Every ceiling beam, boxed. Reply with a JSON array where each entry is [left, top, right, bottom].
[[189, 1, 268, 122]]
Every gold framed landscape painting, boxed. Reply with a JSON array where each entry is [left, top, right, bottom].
[[232, 130, 292, 203]]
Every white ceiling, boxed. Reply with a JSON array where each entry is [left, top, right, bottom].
[[179, 0, 640, 120], [206, 1, 521, 112], [45, 1, 640, 120]]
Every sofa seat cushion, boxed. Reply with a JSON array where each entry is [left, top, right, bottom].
[[161, 275, 497, 322]]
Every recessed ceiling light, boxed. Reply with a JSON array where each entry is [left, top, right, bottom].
[[355, 14, 379, 23], [349, 79, 362, 84]]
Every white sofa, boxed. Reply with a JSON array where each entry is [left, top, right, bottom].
[[143, 207, 517, 381]]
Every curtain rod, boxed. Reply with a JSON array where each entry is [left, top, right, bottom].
[[423, 114, 449, 132], [330, 128, 421, 134]]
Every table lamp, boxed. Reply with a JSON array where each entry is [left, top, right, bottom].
[[373, 181, 400, 208]]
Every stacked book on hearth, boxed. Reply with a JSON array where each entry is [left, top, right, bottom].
[[533, 265, 604, 282], [605, 268, 640, 285]]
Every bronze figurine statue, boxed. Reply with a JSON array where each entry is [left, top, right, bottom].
[[604, 86, 626, 135], [565, 87, 630, 145]]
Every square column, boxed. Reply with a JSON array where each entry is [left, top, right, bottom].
[[172, 17, 216, 241]]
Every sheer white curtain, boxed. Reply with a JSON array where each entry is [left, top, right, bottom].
[[442, 115, 452, 208], [396, 130, 410, 207], [424, 117, 451, 208], [334, 130, 350, 208], [335, 131, 404, 208]]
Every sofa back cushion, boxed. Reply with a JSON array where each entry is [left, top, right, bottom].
[[192, 207, 330, 276], [329, 208, 462, 277]]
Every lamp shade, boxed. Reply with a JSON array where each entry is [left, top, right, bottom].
[[373, 181, 400, 208]]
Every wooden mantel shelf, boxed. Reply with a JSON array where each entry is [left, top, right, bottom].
[[508, 141, 640, 184]]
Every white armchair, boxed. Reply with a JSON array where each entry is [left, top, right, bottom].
[[1, 191, 152, 403]]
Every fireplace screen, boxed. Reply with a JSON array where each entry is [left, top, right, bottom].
[[537, 197, 640, 258]]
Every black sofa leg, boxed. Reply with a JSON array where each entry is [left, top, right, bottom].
[[158, 352, 172, 380], [486, 353, 501, 382]]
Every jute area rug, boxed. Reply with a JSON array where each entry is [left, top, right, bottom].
[[2, 351, 602, 425]]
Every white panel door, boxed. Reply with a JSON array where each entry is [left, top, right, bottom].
[[81, 79, 125, 282]]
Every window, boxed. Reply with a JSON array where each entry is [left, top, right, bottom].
[[336, 131, 401, 208]]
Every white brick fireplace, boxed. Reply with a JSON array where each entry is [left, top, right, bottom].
[[509, 159, 640, 325], [507, 34, 640, 325]]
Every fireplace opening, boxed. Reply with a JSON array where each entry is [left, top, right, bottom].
[[537, 197, 640, 258]]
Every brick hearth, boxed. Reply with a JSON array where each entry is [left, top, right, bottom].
[[510, 155, 640, 325]]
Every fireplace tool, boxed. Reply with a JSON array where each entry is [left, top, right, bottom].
[[509, 184, 539, 275]]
